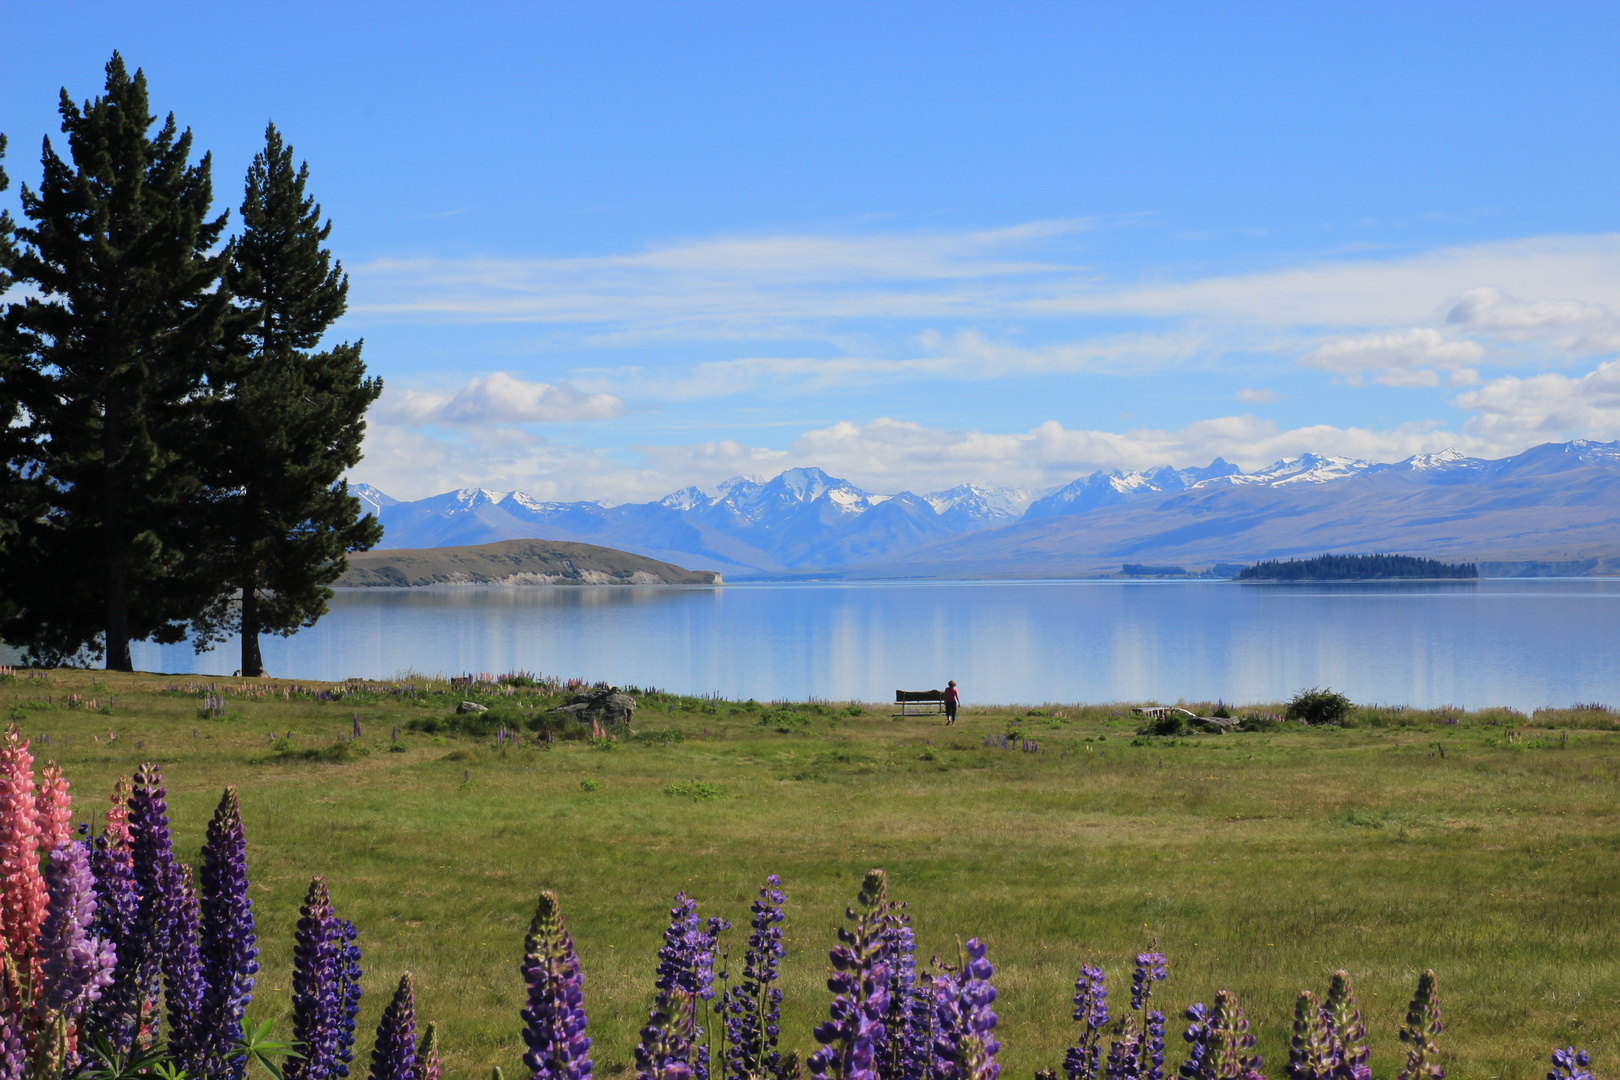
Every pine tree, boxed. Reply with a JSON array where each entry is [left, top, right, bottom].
[[4, 55, 230, 668], [0, 132, 31, 631], [190, 122, 382, 677]]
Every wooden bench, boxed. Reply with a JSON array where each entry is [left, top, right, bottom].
[[896, 689, 946, 715]]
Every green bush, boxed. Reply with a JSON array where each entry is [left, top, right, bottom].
[[1138, 711, 1189, 737], [580, 778, 603, 792], [1238, 714, 1281, 733], [1286, 687, 1353, 726], [664, 780, 725, 800]]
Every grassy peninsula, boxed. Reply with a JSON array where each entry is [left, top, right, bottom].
[[1237, 553, 1479, 581], [337, 538, 723, 587], [3, 670, 1616, 1079]]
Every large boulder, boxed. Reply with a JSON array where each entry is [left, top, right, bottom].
[[546, 687, 637, 730], [456, 700, 489, 714]]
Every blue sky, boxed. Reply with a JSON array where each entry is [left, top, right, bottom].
[[6, 2, 1620, 501]]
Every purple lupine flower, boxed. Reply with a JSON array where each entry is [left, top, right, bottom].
[[0, 976, 26, 1080], [808, 869, 893, 1080], [197, 787, 261, 1080], [85, 801, 140, 1051], [652, 893, 729, 1080], [1179, 992, 1263, 1080], [127, 762, 181, 1048], [876, 921, 916, 1080], [721, 876, 787, 1080], [36, 840, 116, 1020], [163, 865, 210, 1075], [1130, 952, 1166, 1012], [368, 973, 418, 1080], [902, 972, 938, 1080], [637, 990, 696, 1080], [521, 890, 593, 1080], [1321, 971, 1368, 1080], [286, 878, 364, 1080], [932, 938, 999, 1080], [1065, 966, 1109, 1080], [1287, 992, 1339, 1080], [1107, 950, 1166, 1080], [1549, 1048, 1592, 1080], [1395, 971, 1443, 1080]]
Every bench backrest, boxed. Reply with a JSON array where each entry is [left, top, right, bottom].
[[896, 690, 945, 702]]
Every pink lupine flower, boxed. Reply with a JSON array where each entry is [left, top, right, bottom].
[[35, 762, 72, 855], [0, 724, 47, 983]]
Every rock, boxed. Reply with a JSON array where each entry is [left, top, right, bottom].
[[457, 700, 489, 714], [546, 687, 637, 729]]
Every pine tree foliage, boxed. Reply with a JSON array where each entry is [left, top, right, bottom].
[[1236, 554, 1477, 582], [0, 132, 31, 630], [3, 54, 230, 669], [190, 122, 382, 677]]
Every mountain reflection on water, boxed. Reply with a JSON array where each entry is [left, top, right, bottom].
[[84, 578, 1620, 711]]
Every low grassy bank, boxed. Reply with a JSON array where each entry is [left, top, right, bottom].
[[3, 668, 1617, 1080]]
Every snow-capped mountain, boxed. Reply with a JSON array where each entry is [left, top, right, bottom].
[[352, 440, 1620, 576]]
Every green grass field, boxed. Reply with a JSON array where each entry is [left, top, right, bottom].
[[4, 669, 1617, 1080]]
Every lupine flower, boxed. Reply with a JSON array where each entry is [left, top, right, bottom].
[[126, 762, 181, 1047], [932, 938, 999, 1080], [637, 989, 695, 1080], [1064, 965, 1109, 1080], [1108, 950, 1167, 1080], [287, 878, 365, 1080], [413, 1022, 441, 1080], [1548, 1048, 1592, 1080], [521, 890, 593, 1080], [876, 922, 915, 1080], [1395, 971, 1443, 1080], [652, 892, 729, 1080], [1130, 952, 1166, 1013], [902, 971, 938, 1080], [807, 869, 893, 1080], [1322, 971, 1369, 1080], [85, 781, 140, 1052], [35, 839, 117, 1070], [164, 866, 209, 1074], [35, 762, 72, 857], [197, 787, 261, 1080], [1287, 992, 1340, 1080], [0, 725, 48, 985], [0, 976, 27, 1080], [1180, 992, 1262, 1080], [722, 876, 787, 1080], [369, 973, 418, 1080]]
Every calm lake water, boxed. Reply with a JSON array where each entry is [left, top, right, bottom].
[[91, 579, 1620, 710]]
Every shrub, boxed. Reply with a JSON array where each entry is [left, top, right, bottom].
[[760, 707, 810, 733], [1287, 687, 1353, 726], [1138, 711, 1189, 737], [1237, 713, 1281, 733], [579, 778, 603, 792], [664, 779, 725, 800], [843, 704, 864, 717]]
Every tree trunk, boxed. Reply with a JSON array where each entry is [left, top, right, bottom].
[[240, 578, 264, 678]]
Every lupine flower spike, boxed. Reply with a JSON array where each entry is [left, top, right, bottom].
[[34, 839, 116, 1074], [1107, 949, 1166, 1080], [1286, 992, 1339, 1080], [1322, 971, 1369, 1080], [162, 866, 208, 1075], [1396, 970, 1443, 1080], [932, 938, 1000, 1080], [286, 877, 364, 1080], [127, 762, 181, 1048], [651, 892, 728, 1080], [197, 787, 260, 1080], [721, 876, 786, 1080], [521, 890, 593, 1080], [85, 780, 139, 1052], [636, 987, 695, 1080], [369, 973, 418, 1080], [1179, 990, 1262, 1080], [414, 1022, 441, 1080], [1064, 966, 1108, 1080], [808, 869, 894, 1080], [1548, 1048, 1592, 1080], [0, 725, 48, 990]]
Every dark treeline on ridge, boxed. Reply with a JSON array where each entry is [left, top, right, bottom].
[[1236, 554, 1479, 581], [0, 53, 381, 674]]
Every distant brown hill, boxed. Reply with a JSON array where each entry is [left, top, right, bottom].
[[337, 538, 722, 587]]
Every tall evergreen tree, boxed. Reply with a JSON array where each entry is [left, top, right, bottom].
[[190, 122, 382, 677], [0, 132, 32, 631], [4, 54, 230, 668]]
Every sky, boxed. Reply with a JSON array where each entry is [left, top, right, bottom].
[[6, 2, 1620, 503]]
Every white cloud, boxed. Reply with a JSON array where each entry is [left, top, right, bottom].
[[1302, 328, 1484, 386], [1446, 286, 1620, 353], [1456, 359, 1620, 440], [374, 372, 625, 425], [1235, 387, 1280, 403]]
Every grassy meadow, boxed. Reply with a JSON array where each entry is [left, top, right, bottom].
[[3, 669, 1618, 1080]]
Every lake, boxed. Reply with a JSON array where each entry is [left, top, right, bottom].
[[88, 578, 1620, 710]]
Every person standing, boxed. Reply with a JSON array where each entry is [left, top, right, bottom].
[[944, 680, 960, 725]]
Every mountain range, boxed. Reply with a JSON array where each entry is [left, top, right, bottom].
[[353, 439, 1620, 578]]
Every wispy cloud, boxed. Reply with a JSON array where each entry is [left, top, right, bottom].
[[1302, 328, 1483, 387], [373, 372, 625, 425]]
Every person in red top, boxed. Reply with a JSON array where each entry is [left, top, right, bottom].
[[943, 680, 960, 725]]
